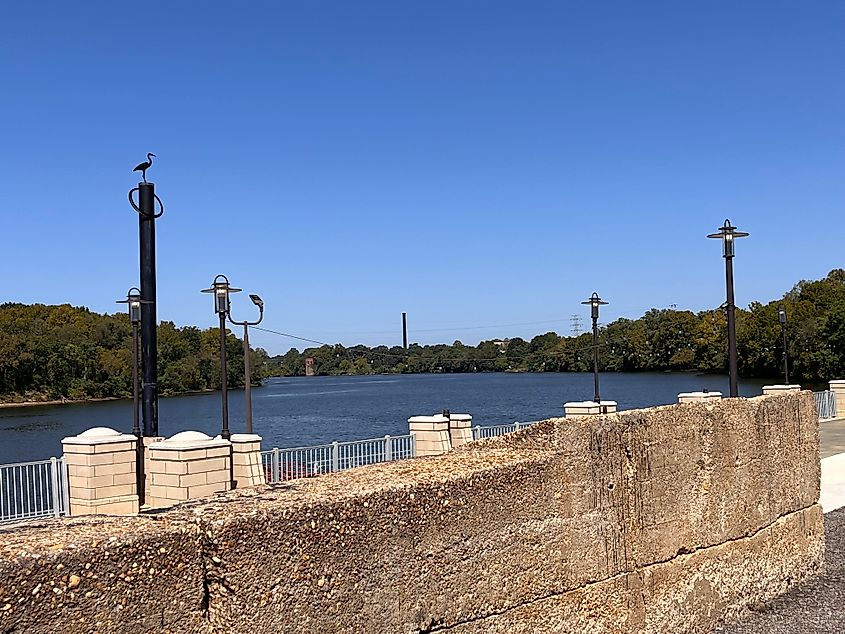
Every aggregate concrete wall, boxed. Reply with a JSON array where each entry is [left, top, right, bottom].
[[0, 392, 824, 633]]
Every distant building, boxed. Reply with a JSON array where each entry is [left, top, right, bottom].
[[305, 357, 315, 377]]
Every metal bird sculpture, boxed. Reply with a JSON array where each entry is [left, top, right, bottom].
[[133, 153, 156, 183]]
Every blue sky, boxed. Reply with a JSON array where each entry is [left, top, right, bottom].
[[1, 1, 843, 355]]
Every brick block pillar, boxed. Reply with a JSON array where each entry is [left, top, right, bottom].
[[829, 380, 845, 417], [564, 400, 617, 417], [408, 415, 451, 456], [448, 413, 473, 448], [678, 391, 723, 404], [231, 433, 265, 488], [147, 431, 232, 509], [142, 436, 164, 506], [61, 427, 139, 516], [762, 385, 802, 395]]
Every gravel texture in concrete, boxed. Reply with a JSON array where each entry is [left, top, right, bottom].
[[716, 506, 845, 633]]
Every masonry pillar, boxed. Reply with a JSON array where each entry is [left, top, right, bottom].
[[762, 384, 802, 395], [147, 431, 232, 509], [447, 413, 473, 448], [142, 436, 164, 506], [564, 400, 617, 417], [829, 380, 845, 417], [61, 427, 139, 516], [231, 433, 265, 488], [408, 415, 451, 456], [678, 391, 723, 404]]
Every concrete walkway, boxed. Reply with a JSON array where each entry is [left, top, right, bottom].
[[820, 417, 845, 513]]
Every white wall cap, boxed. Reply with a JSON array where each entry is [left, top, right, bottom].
[[564, 400, 618, 407], [62, 427, 137, 445], [230, 433, 262, 443], [447, 414, 472, 422], [408, 415, 449, 424], [762, 384, 802, 390], [678, 391, 723, 398], [152, 430, 230, 450], [829, 380, 845, 386]]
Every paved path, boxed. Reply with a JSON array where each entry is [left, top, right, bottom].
[[820, 417, 845, 458]]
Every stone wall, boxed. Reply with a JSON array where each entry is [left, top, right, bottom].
[[0, 392, 824, 633]]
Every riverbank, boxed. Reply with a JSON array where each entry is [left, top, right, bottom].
[[0, 396, 122, 409]]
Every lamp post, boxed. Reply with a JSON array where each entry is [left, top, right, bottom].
[[116, 287, 146, 506], [227, 293, 265, 434], [201, 275, 241, 440], [581, 292, 608, 404], [778, 308, 789, 384], [707, 219, 749, 397]]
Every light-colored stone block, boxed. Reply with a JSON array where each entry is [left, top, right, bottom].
[[762, 384, 802, 395], [564, 400, 618, 417], [187, 457, 228, 474], [62, 427, 139, 517], [678, 391, 723, 404]]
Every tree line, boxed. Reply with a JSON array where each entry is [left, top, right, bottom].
[[269, 269, 845, 383], [0, 303, 270, 403], [1, 269, 842, 403]]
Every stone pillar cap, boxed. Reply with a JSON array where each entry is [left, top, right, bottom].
[[230, 433, 262, 442], [152, 430, 231, 450], [565, 400, 617, 407], [829, 380, 845, 386], [62, 427, 137, 445], [446, 413, 472, 421], [762, 384, 802, 390], [679, 391, 723, 398], [408, 415, 449, 424]]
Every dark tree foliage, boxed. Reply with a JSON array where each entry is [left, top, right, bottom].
[[0, 303, 270, 403], [269, 269, 845, 383]]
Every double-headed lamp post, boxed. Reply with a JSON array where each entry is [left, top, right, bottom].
[[116, 287, 146, 505], [778, 308, 789, 384], [581, 292, 608, 404], [228, 293, 265, 434], [707, 219, 749, 397], [201, 275, 241, 440]]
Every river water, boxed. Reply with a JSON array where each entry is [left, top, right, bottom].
[[0, 372, 771, 463]]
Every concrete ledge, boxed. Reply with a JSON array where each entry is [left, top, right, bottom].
[[564, 400, 618, 416], [678, 391, 723, 403]]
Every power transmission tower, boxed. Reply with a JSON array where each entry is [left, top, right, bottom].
[[570, 314, 583, 336]]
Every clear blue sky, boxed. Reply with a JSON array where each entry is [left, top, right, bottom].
[[1, 1, 843, 355]]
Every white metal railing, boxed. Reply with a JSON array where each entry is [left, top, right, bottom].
[[472, 420, 540, 442], [815, 390, 838, 420], [0, 457, 69, 523], [261, 434, 417, 484]]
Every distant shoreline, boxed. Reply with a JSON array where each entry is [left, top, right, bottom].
[[0, 396, 122, 410]]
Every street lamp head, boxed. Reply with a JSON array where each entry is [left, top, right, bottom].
[[581, 291, 608, 320], [707, 218, 749, 258], [116, 287, 148, 325], [778, 308, 787, 324], [201, 274, 241, 315], [249, 294, 264, 309]]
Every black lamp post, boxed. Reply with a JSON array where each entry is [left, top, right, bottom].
[[116, 287, 148, 506], [227, 292, 265, 434], [707, 219, 749, 397], [778, 307, 789, 384], [201, 275, 241, 440], [581, 292, 608, 404], [128, 158, 165, 437]]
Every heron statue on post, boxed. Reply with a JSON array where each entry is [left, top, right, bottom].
[[133, 153, 156, 183]]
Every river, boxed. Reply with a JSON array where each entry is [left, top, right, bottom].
[[0, 372, 772, 463]]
